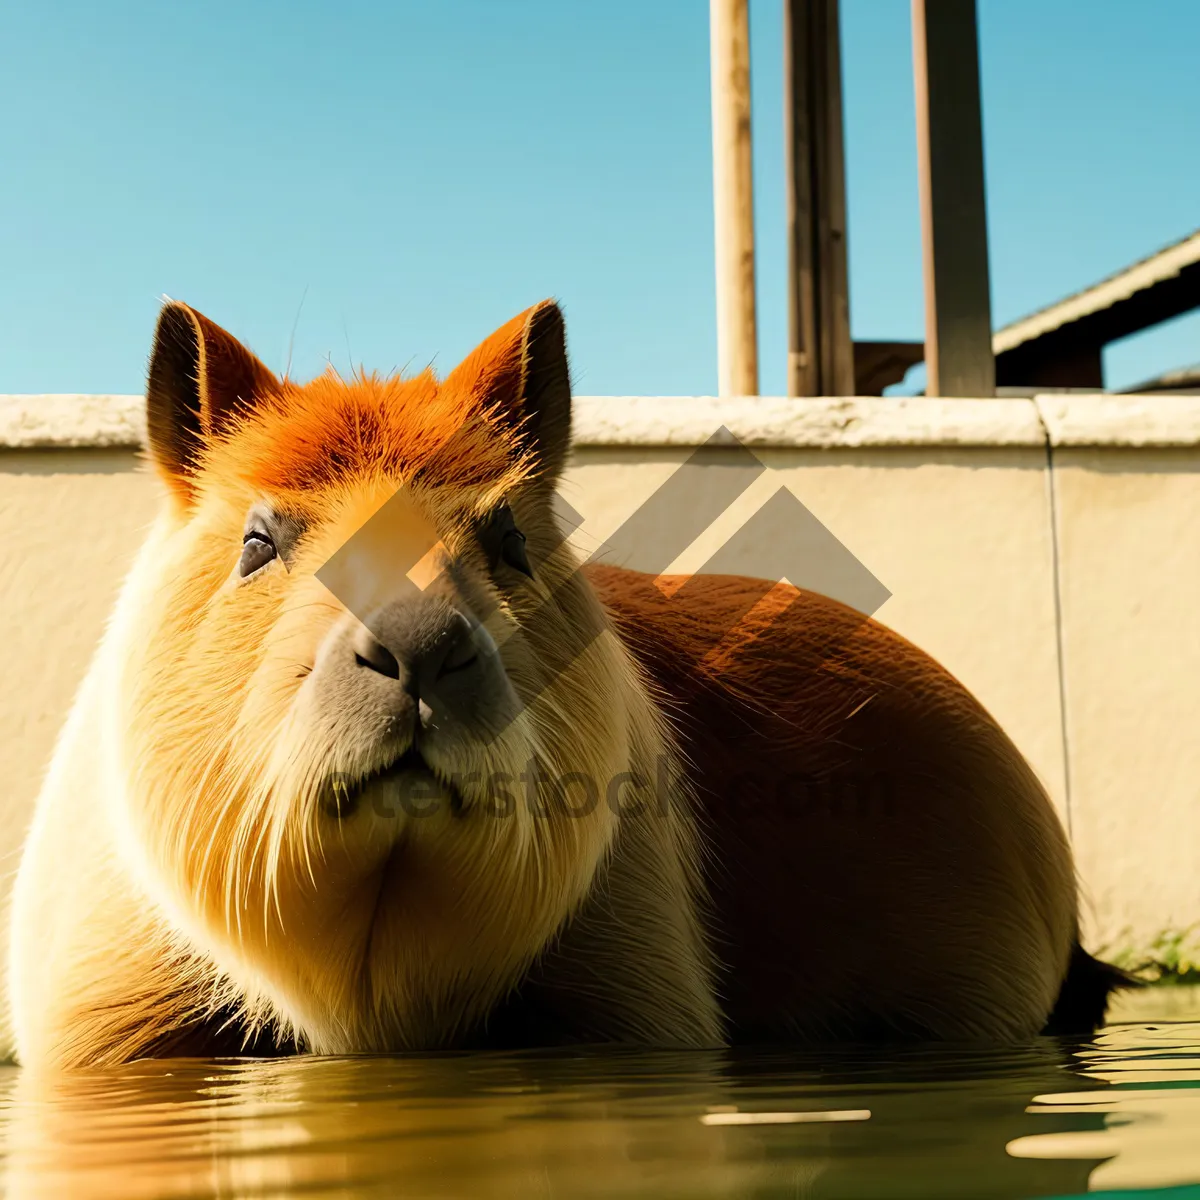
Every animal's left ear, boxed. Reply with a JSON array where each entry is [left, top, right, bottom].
[[145, 300, 279, 501], [444, 300, 572, 484]]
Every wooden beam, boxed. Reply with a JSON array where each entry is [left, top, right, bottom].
[[996, 336, 1105, 390], [853, 340, 926, 395], [784, 0, 817, 397], [711, 0, 759, 396], [785, 0, 854, 396], [912, 0, 995, 396]]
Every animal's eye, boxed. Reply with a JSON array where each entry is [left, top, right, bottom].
[[500, 527, 532, 578], [239, 531, 277, 578], [482, 504, 534, 580]]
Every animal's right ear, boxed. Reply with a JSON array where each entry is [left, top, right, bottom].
[[443, 299, 573, 486], [145, 301, 279, 501]]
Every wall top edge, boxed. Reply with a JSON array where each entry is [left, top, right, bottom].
[[3, 393, 1200, 452], [1033, 394, 1200, 448], [0, 394, 147, 449]]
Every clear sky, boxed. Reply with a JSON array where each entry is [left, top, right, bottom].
[[1, 0, 1197, 397]]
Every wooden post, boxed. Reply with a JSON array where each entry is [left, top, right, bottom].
[[784, 0, 854, 397], [785, 0, 817, 398], [912, 0, 995, 396], [710, 0, 759, 396]]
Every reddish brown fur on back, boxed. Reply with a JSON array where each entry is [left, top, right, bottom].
[[587, 566, 1077, 1042]]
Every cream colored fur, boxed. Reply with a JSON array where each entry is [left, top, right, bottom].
[[6, 496, 717, 1067]]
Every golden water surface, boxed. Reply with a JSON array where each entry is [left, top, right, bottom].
[[2, 988, 1198, 1199]]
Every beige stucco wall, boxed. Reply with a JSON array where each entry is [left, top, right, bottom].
[[0, 451, 156, 870], [1, 393, 1197, 965], [1051, 447, 1200, 956]]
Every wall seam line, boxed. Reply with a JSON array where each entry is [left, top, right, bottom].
[[1038, 401, 1074, 840]]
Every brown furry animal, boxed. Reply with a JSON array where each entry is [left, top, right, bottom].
[[6, 300, 1126, 1068]]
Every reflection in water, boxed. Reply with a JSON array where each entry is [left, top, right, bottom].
[[2, 1001, 1199, 1198]]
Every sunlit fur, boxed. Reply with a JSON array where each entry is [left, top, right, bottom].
[[8, 305, 710, 1067], [7, 300, 1119, 1069]]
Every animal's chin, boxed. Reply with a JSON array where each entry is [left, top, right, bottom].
[[321, 747, 464, 820]]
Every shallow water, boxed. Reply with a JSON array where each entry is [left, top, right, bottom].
[[2, 989, 1199, 1199]]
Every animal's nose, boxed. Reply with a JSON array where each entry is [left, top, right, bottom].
[[353, 634, 400, 680], [353, 598, 479, 704]]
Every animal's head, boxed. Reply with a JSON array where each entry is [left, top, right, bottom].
[[115, 300, 660, 1051]]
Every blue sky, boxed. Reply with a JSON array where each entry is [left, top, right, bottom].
[[1, 0, 1197, 397]]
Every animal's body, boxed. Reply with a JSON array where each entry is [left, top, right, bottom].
[[6, 301, 1125, 1068]]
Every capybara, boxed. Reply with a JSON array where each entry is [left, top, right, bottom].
[[6, 300, 1125, 1067]]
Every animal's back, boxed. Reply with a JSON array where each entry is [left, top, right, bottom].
[[588, 565, 1081, 1042]]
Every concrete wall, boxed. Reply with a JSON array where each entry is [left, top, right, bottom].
[[1, 393, 1198, 965], [0, 450, 155, 885]]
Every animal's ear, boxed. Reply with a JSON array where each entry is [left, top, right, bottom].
[[145, 301, 279, 500], [444, 299, 572, 484]]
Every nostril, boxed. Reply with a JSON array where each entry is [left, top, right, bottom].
[[438, 637, 479, 679], [355, 636, 401, 680]]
